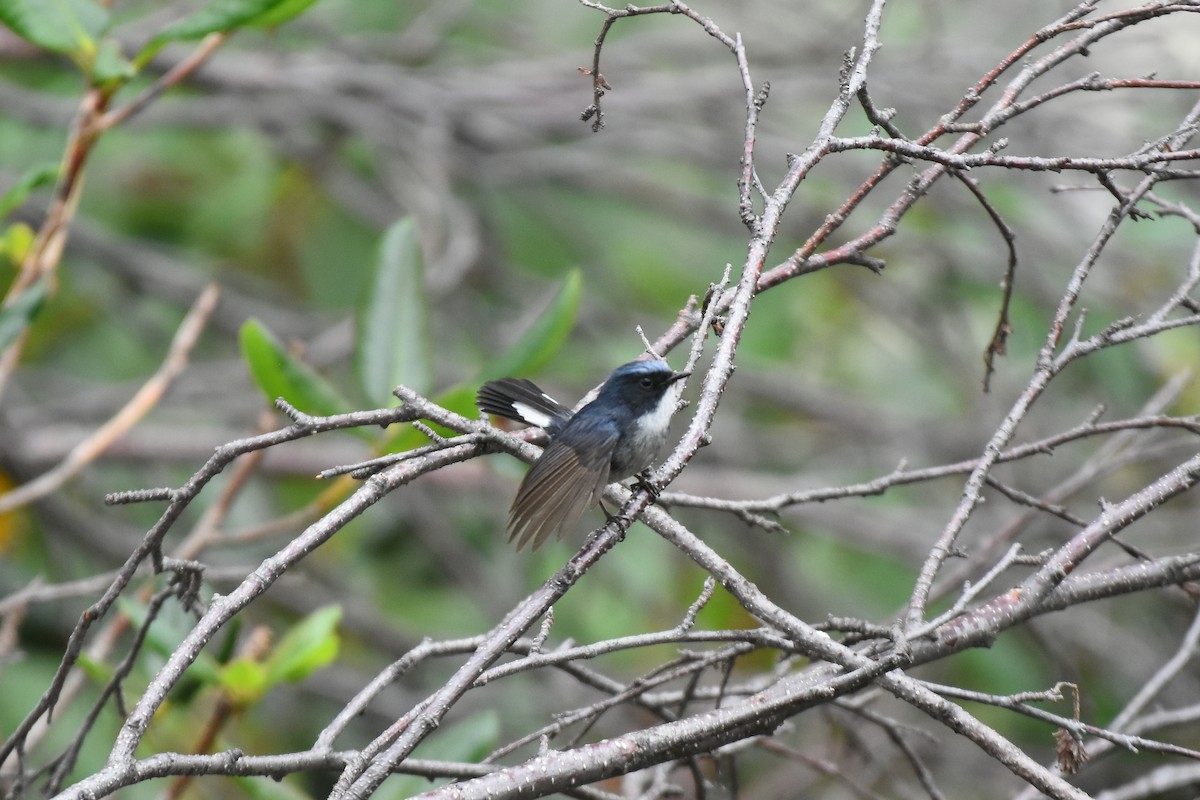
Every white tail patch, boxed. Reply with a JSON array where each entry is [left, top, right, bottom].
[[512, 401, 557, 429]]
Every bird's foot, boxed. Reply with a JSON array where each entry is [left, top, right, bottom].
[[634, 470, 661, 499]]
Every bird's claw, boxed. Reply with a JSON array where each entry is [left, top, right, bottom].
[[635, 470, 661, 499]]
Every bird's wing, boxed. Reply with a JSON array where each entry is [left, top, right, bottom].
[[508, 423, 618, 550], [477, 378, 572, 432]]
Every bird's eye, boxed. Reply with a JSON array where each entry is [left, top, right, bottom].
[[639, 376, 654, 389]]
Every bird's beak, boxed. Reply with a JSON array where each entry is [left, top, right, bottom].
[[668, 370, 691, 384]]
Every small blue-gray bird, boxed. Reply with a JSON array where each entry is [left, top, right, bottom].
[[477, 359, 689, 549]]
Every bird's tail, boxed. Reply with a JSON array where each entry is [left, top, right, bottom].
[[476, 378, 571, 433]]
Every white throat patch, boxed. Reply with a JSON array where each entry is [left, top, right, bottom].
[[635, 380, 683, 438]]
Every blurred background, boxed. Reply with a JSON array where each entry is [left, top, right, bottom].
[[2, 1, 1200, 797]]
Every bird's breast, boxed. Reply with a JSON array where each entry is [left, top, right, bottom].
[[609, 397, 676, 479]]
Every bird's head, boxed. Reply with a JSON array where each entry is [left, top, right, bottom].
[[597, 359, 690, 415]]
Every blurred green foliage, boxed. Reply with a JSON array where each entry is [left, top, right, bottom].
[[1, 0, 1199, 797]]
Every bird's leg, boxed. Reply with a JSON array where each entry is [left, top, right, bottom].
[[634, 469, 661, 499], [598, 498, 620, 523], [596, 499, 629, 542], [598, 470, 661, 535]]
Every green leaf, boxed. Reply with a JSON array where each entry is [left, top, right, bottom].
[[214, 614, 244, 666], [0, 0, 108, 60], [150, 0, 320, 45], [114, 596, 222, 690], [0, 223, 36, 268], [356, 218, 431, 404], [90, 37, 135, 87], [263, 605, 341, 685], [481, 269, 581, 381], [219, 657, 269, 706], [0, 163, 59, 220], [246, 0, 320, 28], [239, 317, 353, 418], [378, 384, 477, 455], [75, 653, 111, 684], [0, 276, 49, 352], [186, 651, 223, 689], [434, 384, 481, 423]]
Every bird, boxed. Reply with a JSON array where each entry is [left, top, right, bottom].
[[477, 358, 689, 550]]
